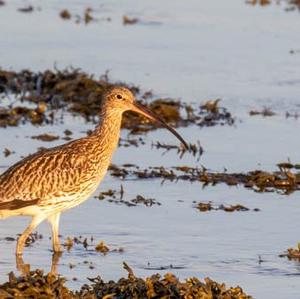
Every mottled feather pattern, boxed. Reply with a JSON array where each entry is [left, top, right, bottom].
[[0, 109, 122, 214]]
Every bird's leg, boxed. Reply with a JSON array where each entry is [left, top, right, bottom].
[[48, 213, 62, 253], [50, 252, 62, 275], [16, 215, 46, 255], [15, 254, 30, 276]]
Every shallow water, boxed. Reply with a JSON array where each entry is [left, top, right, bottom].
[[1, 1, 300, 298]]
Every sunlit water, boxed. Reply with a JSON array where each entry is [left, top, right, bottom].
[[1, 1, 300, 298]]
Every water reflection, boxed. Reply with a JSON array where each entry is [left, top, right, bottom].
[[15, 252, 62, 277]]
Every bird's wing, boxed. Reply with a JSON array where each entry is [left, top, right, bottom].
[[0, 140, 91, 209]]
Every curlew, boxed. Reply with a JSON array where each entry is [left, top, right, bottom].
[[0, 87, 188, 255]]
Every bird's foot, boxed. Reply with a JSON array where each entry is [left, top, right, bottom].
[[15, 254, 30, 276]]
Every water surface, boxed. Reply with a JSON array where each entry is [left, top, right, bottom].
[[1, 1, 300, 298]]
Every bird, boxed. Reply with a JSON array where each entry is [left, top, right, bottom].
[[0, 86, 188, 255]]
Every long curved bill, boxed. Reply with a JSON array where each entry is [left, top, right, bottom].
[[131, 102, 189, 150]]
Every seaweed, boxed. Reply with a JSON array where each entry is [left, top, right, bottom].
[[3, 148, 14, 157], [108, 162, 300, 194], [0, 264, 252, 299], [31, 134, 60, 142], [246, 0, 300, 11], [0, 68, 234, 133], [279, 243, 300, 260], [95, 186, 160, 207], [195, 201, 260, 212], [123, 16, 139, 25], [60, 9, 71, 20], [151, 140, 203, 160], [17, 6, 34, 13], [249, 108, 276, 117], [77, 262, 252, 299]]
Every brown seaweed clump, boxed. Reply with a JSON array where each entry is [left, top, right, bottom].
[[78, 263, 252, 299], [0, 263, 252, 298], [59, 7, 103, 25], [152, 141, 203, 160], [60, 9, 72, 20], [3, 148, 14, 157], [31, 134, 60, 142], [246, 0, 270, 5], [246, 0, 300, 11], [123, 15, 139, 25], [279, 243, 300, 260], [196, 202, 260, 212], [0, 104, 50, 127], [17, 5, 34, 13], [0, 270, 72, 298], [0, 68, 234, 132], [95, 240, 110, 253], [95, 187, 161, 207], [249, 108, 275, 117], [108, 162, 300, 194], [288, 0, 300, 10]]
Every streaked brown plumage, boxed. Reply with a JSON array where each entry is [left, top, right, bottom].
[[0, 87, 188, 255]]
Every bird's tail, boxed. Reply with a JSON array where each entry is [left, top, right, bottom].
[[0, 209, 11, 219], [0, 203, 15, 219]]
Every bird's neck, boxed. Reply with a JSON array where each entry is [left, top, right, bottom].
[[89, 109, 123, 162]]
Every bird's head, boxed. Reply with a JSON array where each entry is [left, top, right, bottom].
[[102, 86, 188, 149]]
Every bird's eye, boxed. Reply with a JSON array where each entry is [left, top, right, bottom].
[[116, 94, 123, 100]]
